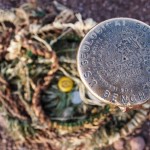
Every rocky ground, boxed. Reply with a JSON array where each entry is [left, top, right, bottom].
[[0, 0, 149, 150], [0, 0, 150, 24]]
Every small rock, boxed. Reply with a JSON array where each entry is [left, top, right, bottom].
[[2, 139, 6, 143], [145, 146, 150, 150], [130, 136, 145, 150], [113, 139, 124, 150], [62, 107, 74, 118], [72, 91, 82, 104]]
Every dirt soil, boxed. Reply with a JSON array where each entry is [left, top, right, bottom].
[[0, 0, 150, 24], [0, 0, 149, 150]]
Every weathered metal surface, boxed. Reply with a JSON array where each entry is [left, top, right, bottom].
[[77, 18, 150, 107]]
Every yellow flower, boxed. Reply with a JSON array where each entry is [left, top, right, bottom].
[[58, 76, 73, 92]]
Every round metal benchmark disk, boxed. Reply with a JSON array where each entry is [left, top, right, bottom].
[[77, 18, 150, 107]]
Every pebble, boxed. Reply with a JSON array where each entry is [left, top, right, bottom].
[[129, 136, 145, 150], [113, 139, 124, 150], [72, 91, 82, 104]]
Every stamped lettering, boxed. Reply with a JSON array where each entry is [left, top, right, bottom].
[[89, 79, 97, 88], [78, 18, 150, 106], [103, 90, 110, 99], [84, 71, 92, 78]]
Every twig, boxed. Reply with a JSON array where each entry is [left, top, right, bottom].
[[32, 35, 52, 52], [50, 28, 72, 45]]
